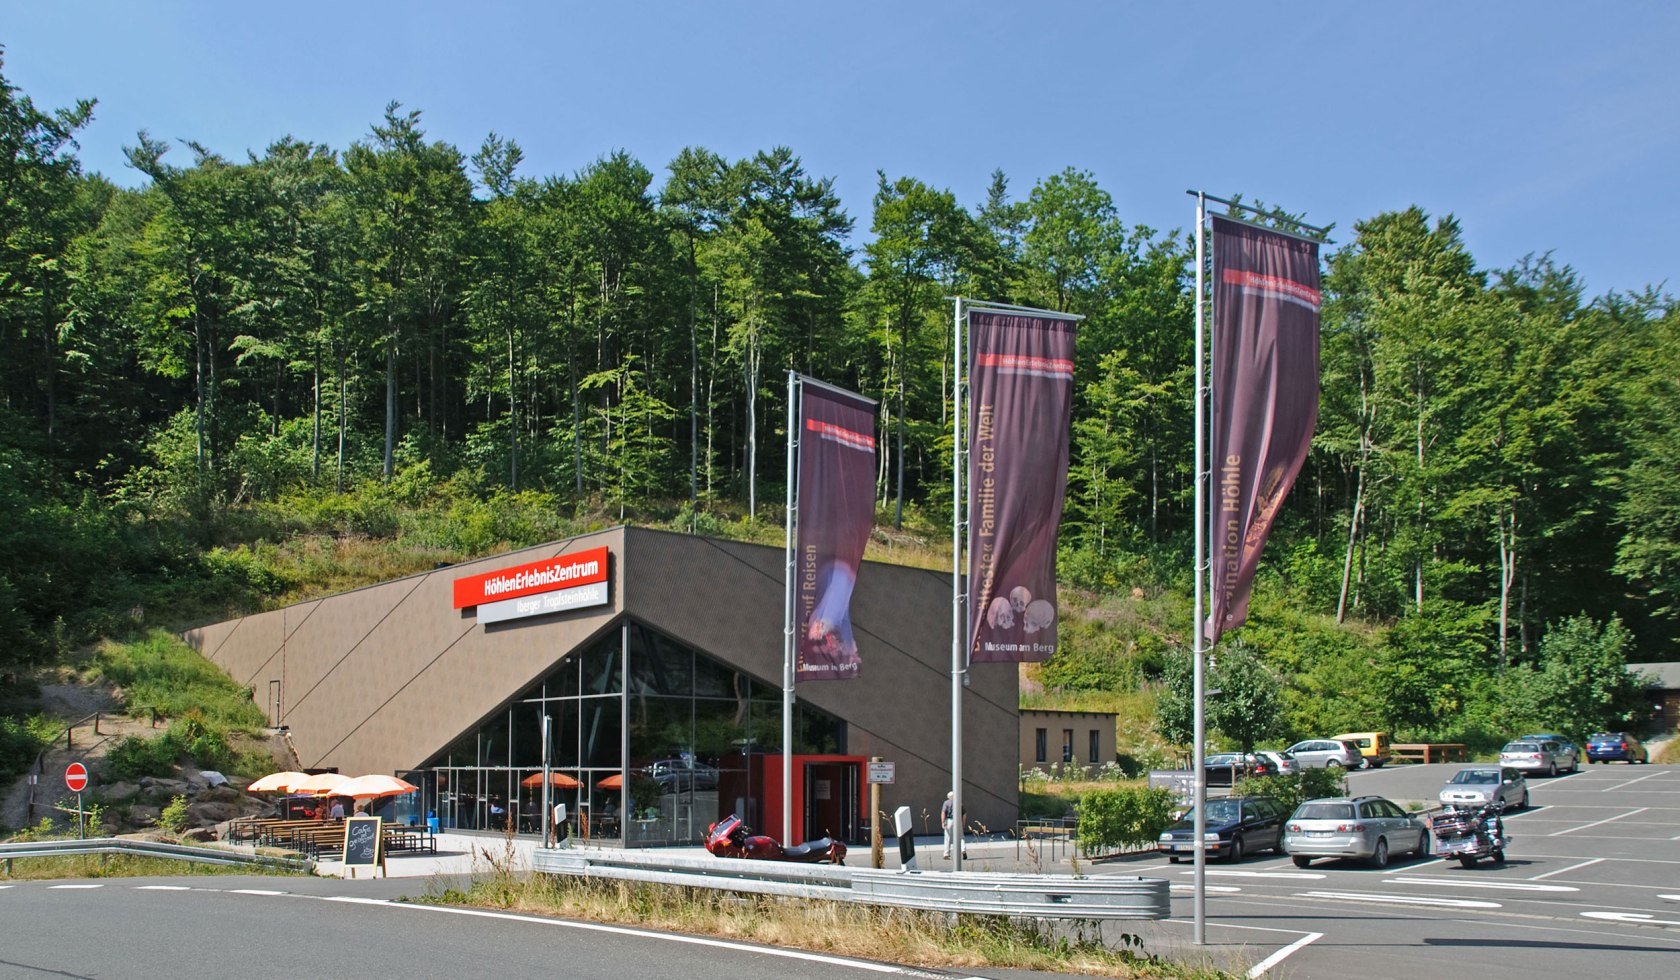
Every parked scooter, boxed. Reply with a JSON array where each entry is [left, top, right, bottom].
[[1432, 801, 1510, 868], [705, 814, 846, 864]]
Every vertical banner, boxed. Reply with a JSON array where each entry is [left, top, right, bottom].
[[795, 380, 877, 681], [967, 310, 1078, 663], [1207, 215, 1321, 642]]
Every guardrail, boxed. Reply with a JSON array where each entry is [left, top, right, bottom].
[[530, 846, 1169, 920], [0, 838, 308, 874]]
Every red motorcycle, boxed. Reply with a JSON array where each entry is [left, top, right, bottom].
[[705, 814, 846, 865]]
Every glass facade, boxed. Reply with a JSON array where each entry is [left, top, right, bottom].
[[416, 618, 844, 846]]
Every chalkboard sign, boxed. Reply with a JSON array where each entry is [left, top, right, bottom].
[[342, 816, 383, 875]]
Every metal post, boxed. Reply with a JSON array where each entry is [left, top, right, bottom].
[[783, 370, 798, 846], [1191, 191, 1208, 944], [78, 790, 85, 840], [951, 296, 966, 872], [541, 713, 552, 847], [620, 620, 629, 843], [870, 756, 884, 869]]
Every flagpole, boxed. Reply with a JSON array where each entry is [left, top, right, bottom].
[[783, 370, 798, 846], [1191, 192, 1209, 944], [951, 295, 966, 872]]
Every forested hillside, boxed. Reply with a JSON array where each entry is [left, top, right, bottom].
[[2, 55, 1674, 753]]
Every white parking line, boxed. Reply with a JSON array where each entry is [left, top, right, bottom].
[[48, 883, 103, 889], [228, 889, 288, 896], [1550, 807, 1648, 836], [1662, 894, 1680, 902], [1582, 910, 1680, 927], [1530, 857, 1605, 880], [1179, 869, 1325, 880], [134, 885, 192, 891], [1385, 876, 1577, 892], [1603, 771, 1671, 792], [1297, 889, 1500, 909], [1246, 931, 1323, 978], [1170, 884, 1242, 893]]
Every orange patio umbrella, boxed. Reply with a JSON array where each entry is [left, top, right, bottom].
[[595, 773, 624, 789], [520, 771, 581, 789], [335, 774, 419, 799], [291, 771, 353, 796], [246, 771, 308, 794]]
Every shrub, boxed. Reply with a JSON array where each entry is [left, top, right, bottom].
[[159, 795, 190, 833], [106, 734, 179, 780], [1232, 768, 1348, 813], [1076, 786, 1177, 854]]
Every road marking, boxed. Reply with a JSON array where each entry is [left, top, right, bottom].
[[383, 899, 984, 975], [0, 885, 11, 890], [228, 889, 288, 896], [1603, 771, 1670, 792], [1582, 910, 1680, 927], [1297, 890, 1500, 909], [1245, 931, 1323, 978], [48, 884, 103, 889], [1178, 869, 1325, 880], [1663, 894, 1680, 902], [320, 896, 394, 905], [1385, 876, 1577, 892], [1171, 884, 1241, 893], [135, 885, 192, 891], [1530, 857, 1605, 880], [1550, 807, 1648, 836]]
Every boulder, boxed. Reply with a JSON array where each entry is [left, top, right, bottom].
[[141, 777, 190, 796], [187, 801, 239, 825], [196, 786, 243, 804], [181, 827, 218, 843], [98, 781, 140, 803], [129, 804, 161, 827]]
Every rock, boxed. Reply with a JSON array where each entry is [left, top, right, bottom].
[[142, 777, 190, 797], [196, 786, 242, 804], [187, 801, 238, 825], [99, 781, 140, 803], [181, 827, 217, 842], [129, 805, 161, 827]]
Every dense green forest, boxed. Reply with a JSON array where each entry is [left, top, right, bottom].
[[2, 55, 1675, 751]]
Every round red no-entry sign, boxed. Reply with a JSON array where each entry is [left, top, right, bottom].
[[65, 762, 89, 793]]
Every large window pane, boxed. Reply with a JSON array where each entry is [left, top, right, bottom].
[[629, 695, 691, 765], [579, 697, 622, 770], [629, 623, 692, 696], [510, 700, 545, 769], [581, 632, 622, 695]]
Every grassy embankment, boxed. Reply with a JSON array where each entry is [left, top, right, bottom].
[[423, 837, 1236, 980]]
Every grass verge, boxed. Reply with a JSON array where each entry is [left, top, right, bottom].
[[0, 853, 300, 880], [424, 841, 1235, 979]]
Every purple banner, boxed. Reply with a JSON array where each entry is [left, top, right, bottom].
[[967, 310, 1078, 664], [1207, 215, 1322, 642], [795, 379, 877, 681]]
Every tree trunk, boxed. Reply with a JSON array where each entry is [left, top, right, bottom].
[[384, 325, 397, 479]]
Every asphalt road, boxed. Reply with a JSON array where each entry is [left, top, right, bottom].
[[4, 764, 1675, 979], [1091, 762, 1680, 977]]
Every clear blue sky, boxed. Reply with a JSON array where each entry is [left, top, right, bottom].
[[6, 1, 1677, 297]]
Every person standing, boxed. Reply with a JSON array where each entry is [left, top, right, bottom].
[[328, 797, 345, 821], [941, 791, 969, 860]]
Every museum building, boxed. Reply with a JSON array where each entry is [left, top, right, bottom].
[[185, 527, 1018, 847]]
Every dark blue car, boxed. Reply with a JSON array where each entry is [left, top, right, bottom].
[[1586, 732, 1648, 763], [1157, 795, 1286, 863]]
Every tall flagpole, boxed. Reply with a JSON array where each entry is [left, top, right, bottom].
[[1191, 192, 1209, 944], [950, 296, 966, 872], [783, 370, 798, 846]]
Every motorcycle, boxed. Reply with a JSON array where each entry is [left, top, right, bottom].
[[1433, 801, 1510, 868], [704, 813, 846, 865]]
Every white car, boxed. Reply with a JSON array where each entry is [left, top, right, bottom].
[[1256, 750, 1298, 775], [1439, 766, 1528, 810], [1284, 739, 1366, 769]]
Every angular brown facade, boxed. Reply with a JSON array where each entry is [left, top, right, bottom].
[[184, 526, 1019, 839]]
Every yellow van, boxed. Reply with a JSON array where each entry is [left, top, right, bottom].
[[1333, 732, 1391, 768]]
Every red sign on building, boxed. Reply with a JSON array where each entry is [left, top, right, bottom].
[[451, 546, 610, 610], [65, 762, 89, 792]]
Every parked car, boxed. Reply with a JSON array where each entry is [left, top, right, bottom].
[[1499, 739, 1578, 776], [1520, 733, 1579, 762], [1256, 750, 1298, 775], [1204, 752, 1278, 786], [1283, 795, 1429, 868], [1438, 766, 1528, 810], [1158, 795, 1288, 863], [1284, 739, 1366, 770], [1333, 731, 1392, 768], [1586, 732, 1649, 764]]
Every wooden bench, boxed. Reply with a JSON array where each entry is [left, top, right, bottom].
[[1391, 743, 1468, 764]]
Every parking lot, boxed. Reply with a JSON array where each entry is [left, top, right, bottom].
[[1094, 762, 1680, 977]]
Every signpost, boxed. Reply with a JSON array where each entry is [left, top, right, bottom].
[[867, 758, 895, 868], [65, 763, 88, 839]]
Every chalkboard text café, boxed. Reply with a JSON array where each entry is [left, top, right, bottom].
[[186, 527, 1017, 847]]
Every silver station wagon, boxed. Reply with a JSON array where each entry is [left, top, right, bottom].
[[1283, 795, 1429, 868]]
